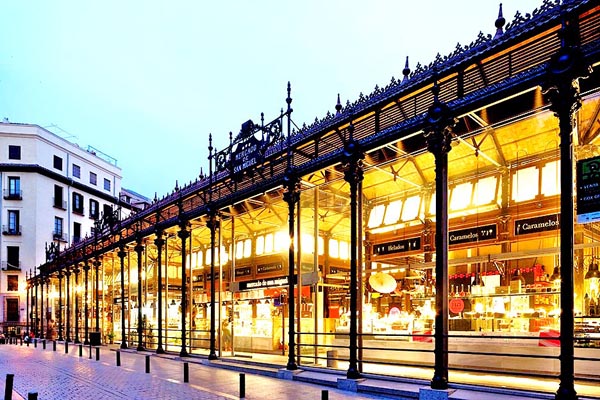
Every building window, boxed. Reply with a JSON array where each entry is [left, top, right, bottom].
[[72, 192, 84, 214], [54, 216, 64, 240], [8, 145, 21, 160], [5, 246, 19, 270], [73, 222, 81, 243], [104, 178, 111, 191], [90, 172, 97, 186], [4, 177, 21, 200], [72, 164, 81, 178], [53, 155, 63, 170], [5, 298, 19, 321], [54, 185, 65, 209], [103, 204, 113, 219], [89, 199, 99, 219], [7, 210, 20, 235], [7, 276, 18, 291]]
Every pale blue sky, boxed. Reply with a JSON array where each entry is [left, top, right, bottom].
[[0, 0, 544, 198]]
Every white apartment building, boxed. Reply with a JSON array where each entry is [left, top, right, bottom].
[[0, 122, 135, 334]]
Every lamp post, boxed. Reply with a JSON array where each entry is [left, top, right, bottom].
[[177, 196, 190, 357]]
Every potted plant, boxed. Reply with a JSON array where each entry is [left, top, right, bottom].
[[107, 331, 115, 344]]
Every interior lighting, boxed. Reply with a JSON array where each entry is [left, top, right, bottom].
[[585, 263, 600, 279]]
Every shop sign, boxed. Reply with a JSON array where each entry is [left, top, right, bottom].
[[113, 297, 128, 304], [577, 156, 600, 224], [235, 266, 253, 278], [514, 214, 560, 235], [449, 298, 464, 314], [257, 262, 283, 274], [374, 237, 421, 255], [206, 271, 227, 281], [238, 275, 297, 291], [449, 224, 497, 246]]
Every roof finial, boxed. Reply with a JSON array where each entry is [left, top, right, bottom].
[[335, 93, 342, 114], [402, 56, 411, 82], [494, 3, 505, 40]]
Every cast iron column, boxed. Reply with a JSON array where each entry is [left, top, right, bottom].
[[73, 266, 81, 343], [544, 8, 591, 400], [118, 245, 128, 349], [34, 279, 39, 336], [57, 272, 63, 341], [65, 269, 71, 342], [84, 261, 90, 345], [342, 123, 364, 380], [135, 237, 145, 351], [425, 72, 455, 390], [45, 278, 51, 338], [26, 276, 30, 336], [155, 231, 165, 354], [94, 258, 101, 333], [178, 208, 190, 357], [40, 276, 45, 339], [207, 207, 219, 360], [283, 167, 300, 370]]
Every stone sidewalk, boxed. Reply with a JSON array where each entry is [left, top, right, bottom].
[[1, 340, 598, 399]]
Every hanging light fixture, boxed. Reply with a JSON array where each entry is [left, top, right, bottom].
[[511, 267, 526, 283], [585, 262, 600, 279]]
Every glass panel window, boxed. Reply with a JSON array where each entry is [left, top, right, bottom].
[[512, 166, 539, 202], [256, 236, 265, 256], [89, 199, 99, 219], [104, 178, 111, 191], [235, 241, 244, 260], [8, 177, 21, 197], [450, 182, 473, 211], [264, 233, 274, 254], [90, 172, 97, 186], [8, 145, 21, 160], [54, 217, 63, 236], [7, 246, 19, 269], [541, 160, 561, 197], [274, 231, 288, 252], [474, 176, 498, 206], [368, 204, 385, 228], [383, 200, 402, 225], [72, 164, 81, 178], [53, 155, 63, 170], [220, 245, 229, 264], [317, 236, 324, 256], [329, 238, 339, 259], [301, 233, 315, 255], [7, 210, 19, 234], [73, 192, 84, 214], [339, 240, 349, 260], [401, 195, 421, 221], [243, 239, 252, 258], [7, 276, 18, 291]]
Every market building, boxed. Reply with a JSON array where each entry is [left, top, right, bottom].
[[28, 1, 600, 398]]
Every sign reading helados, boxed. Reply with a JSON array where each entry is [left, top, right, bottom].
[[369, 272, 397, 293]]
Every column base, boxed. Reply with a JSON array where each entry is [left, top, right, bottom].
[[337, 377, 365, 392], [419, 388, 456, 400]]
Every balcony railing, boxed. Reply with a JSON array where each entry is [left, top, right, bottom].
[[1, 261, 21, 270], [2, 225, 22, 235], [53, 198, 67, 210], [2, 189, 22, 200], [52, 231, 67, 241]]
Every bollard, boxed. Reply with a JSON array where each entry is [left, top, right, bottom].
[[183, 362, 189, 383], [64, 341, 68, 354], [89, 345, 92, 359], [34, 339, 37, 348], [42, 340, 46, 350], [116, 350, 121, 366], [5, 373, 14, 400], [321, 389, 329, 400], [20, 338, 22, 346], [27, 393, 37, 400], [26, 339, 29, 347], [239, 373, 245, 398], [78, 344, 82, 358], [53, 341, 56, 352], [95, 347, 100, 361], [145, 355, 150, 374]]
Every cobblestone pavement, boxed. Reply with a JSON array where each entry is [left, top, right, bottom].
[[0, 342, 395, 400]]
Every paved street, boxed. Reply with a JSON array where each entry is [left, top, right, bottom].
[[0, 342, 395, 400]]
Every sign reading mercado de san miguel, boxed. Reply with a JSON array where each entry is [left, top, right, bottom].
[[577, 155, 600, 224]]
